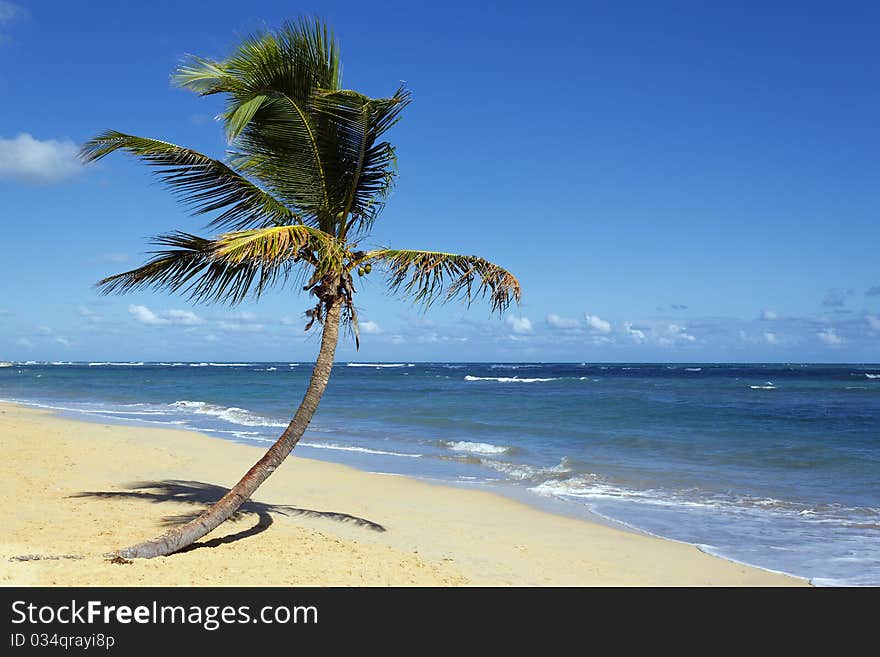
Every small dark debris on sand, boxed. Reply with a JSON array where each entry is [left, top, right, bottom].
[[107, 555, 133, 565]]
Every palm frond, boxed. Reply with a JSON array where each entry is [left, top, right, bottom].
[[364, 249, 521, 313], [97, 232, 296, 304], [170, 19, 409, 240], [214, 225, 346, 278], [312, 86, 411, 238], [227, 94, 330, 226], [79, 132, 299, 230], [173, 56, 233, 96], [174, 19, 343, 227]]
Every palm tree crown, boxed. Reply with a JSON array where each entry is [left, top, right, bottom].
[[82, 18, 520, 341], [79, 17, 520, 559]]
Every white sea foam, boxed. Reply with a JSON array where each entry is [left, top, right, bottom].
[[300, 442, 420, 458], [202, 428, 266, 442], [490, 364, 544, 369], [527, 477, 880, 531], [1, 400, 170, 417], [88, 362, 144, 366], [168, 400, 286, 428], [346, 363, 413, 368], [442, 440, 510, 455], [750, 382, 777, 390], [480, 458, 573, 481], [866, 374, 880, 379], [685, 367, 702, 372], [207, 363, 254, 367], [464, 375, 557, 383]]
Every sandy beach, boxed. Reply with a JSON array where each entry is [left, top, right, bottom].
[[0, 402, 807, 586]]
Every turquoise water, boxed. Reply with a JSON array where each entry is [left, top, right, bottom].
[[2, 361, 878, 585]]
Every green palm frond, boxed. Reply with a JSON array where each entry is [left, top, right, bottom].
[[173, 19, 407, 238], [364, 249, 521, 314], [227, 94, 330, 226], [174, 20, 343, 227], [214, 225, 346, 278], [97, 232, 295, 304], [79, 132, 299, 230], [173, 56, 232, 96], [175, 18, 341, 100], [312, 86, 412, 238]]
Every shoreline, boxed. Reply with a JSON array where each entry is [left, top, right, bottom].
[[1, 401, 808, 586], [1, 394, 663, 535]]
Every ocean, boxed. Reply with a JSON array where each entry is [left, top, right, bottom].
[[2, 361, 878, 585]]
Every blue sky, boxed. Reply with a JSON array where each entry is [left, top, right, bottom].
[[1, 0, 878, 362]]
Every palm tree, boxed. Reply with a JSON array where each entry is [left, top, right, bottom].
[[80, 18, 520, 559]]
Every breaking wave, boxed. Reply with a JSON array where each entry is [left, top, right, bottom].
[[440, 440, 512, 455], [168, 400, 286, 428], [464, 375, 557, 383], [300, 442, 421, 458]]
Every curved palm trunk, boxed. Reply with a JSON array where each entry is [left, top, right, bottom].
[[114, 301, 343, 559]]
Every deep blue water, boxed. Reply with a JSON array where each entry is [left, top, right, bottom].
[[2, 361, 878, 585]]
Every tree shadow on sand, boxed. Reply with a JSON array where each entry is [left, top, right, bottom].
[[71, 480, 385, 554]]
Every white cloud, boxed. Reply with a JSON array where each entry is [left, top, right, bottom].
[[54, 336, 71, 347], [506, 316, 533, 334], [657, 324, 696, 346], [670, 324, 696, 342], [78, 306, 103, 323], [584, 314, 611, 334], [0, 133, 81, 184], [763, 331, 778, 345], [228, 311, 257, 321], [867, 316, 880, 331], [129, 305, 203, 326], [760, 310, 777, 321], [16, 337, 32, 347], [360, 320, 382, 334], [546, 314, 579, 329], [218, 321, 265, 332], [165, 309, 203, 326], [36, 325, 53, 335], [129, 305, 168, 325], [817, 328, 843, 346], [624, 322, 646, 343]]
